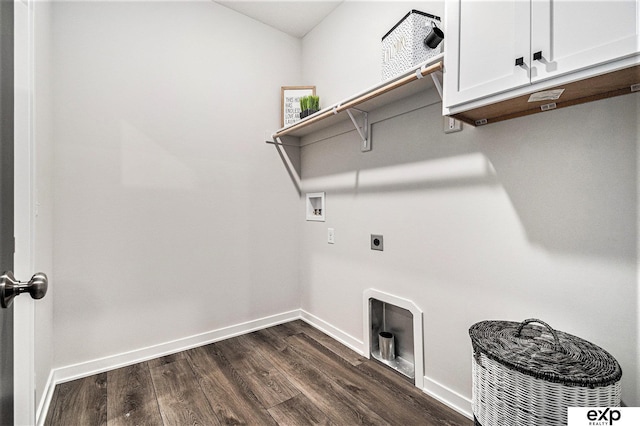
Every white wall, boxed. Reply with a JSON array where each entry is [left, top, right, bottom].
[[50, 1, 302, 369], [301, 0, 639, 408]]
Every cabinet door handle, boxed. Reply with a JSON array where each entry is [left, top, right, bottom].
[[515, 57, 524, 66], [533, 51, 543, 61]]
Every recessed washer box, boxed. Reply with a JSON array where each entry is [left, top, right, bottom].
[[305, 192, 325, 221]]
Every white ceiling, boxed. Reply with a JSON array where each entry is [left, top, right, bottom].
[[215, 1, 343, 38]]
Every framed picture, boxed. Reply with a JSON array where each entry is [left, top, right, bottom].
[[281, 86, 315, 128]]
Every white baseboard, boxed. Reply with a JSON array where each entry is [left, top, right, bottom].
[[36, 309, 472, 424], [36, 309, 301, 425], [422, 375, 473, 420], [299, 309, 365, 356], [36, 369, 56, 426]]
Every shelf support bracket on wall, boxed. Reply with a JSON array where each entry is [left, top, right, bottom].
[[430, 71, 443, 100], [415, 63, 443, 100], [266, 135, 301, 195], [346, 108, 370, 152]]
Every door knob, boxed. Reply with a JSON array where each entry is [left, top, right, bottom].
[[0, 271, 48, 308]]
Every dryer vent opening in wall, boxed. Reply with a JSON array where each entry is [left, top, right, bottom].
[[363, 289, 424, 389], [369, 298, 415, 381]]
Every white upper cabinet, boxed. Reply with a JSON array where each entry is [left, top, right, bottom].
[[444, 0, 640, 109], [530, 0, 639, 82], [445, 0, 531, 107]]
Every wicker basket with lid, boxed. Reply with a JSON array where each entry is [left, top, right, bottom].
[[469, 318, 622, 426]]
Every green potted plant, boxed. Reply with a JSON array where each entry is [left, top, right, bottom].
[[299, 95, 320, 119]]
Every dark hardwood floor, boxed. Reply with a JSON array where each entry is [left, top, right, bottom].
[[45, 320, 472, 425]]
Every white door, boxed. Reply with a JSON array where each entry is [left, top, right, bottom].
[[12, 0, 47, 424], [531, 0, 640, 82], [444, 0, 531, 107]]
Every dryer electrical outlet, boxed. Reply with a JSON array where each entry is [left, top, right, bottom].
[[371, 234, 383, 251]]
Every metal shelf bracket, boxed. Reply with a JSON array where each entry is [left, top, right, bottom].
[[346, 108, 370, 152], [430, 72, 443, 100]]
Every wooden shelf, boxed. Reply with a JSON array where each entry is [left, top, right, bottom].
[[451, 64, 640, 127], [270, 54, 444, 141]]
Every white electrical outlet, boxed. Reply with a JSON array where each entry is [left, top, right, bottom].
[[328, 228, 335, 244], [443, 116, 462, 134]]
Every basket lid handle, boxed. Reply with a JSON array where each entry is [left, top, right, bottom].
[[515, 318, 562, 349]]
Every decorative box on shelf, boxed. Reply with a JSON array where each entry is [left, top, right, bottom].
[[382, 10, 443, 81]]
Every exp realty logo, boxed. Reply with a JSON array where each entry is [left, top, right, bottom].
[[585, 408, 620, 425], [568, 407, 640, 426]]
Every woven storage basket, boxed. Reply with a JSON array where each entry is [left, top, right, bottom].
[[469, 318, 621, 426]]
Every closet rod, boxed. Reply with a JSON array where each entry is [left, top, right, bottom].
[[338, 62, 442, 111], [273, 60, 443, 139]]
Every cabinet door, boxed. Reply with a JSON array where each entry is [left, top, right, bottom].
[[531, 0, 640, 83], [444, 0, 531, 107]]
